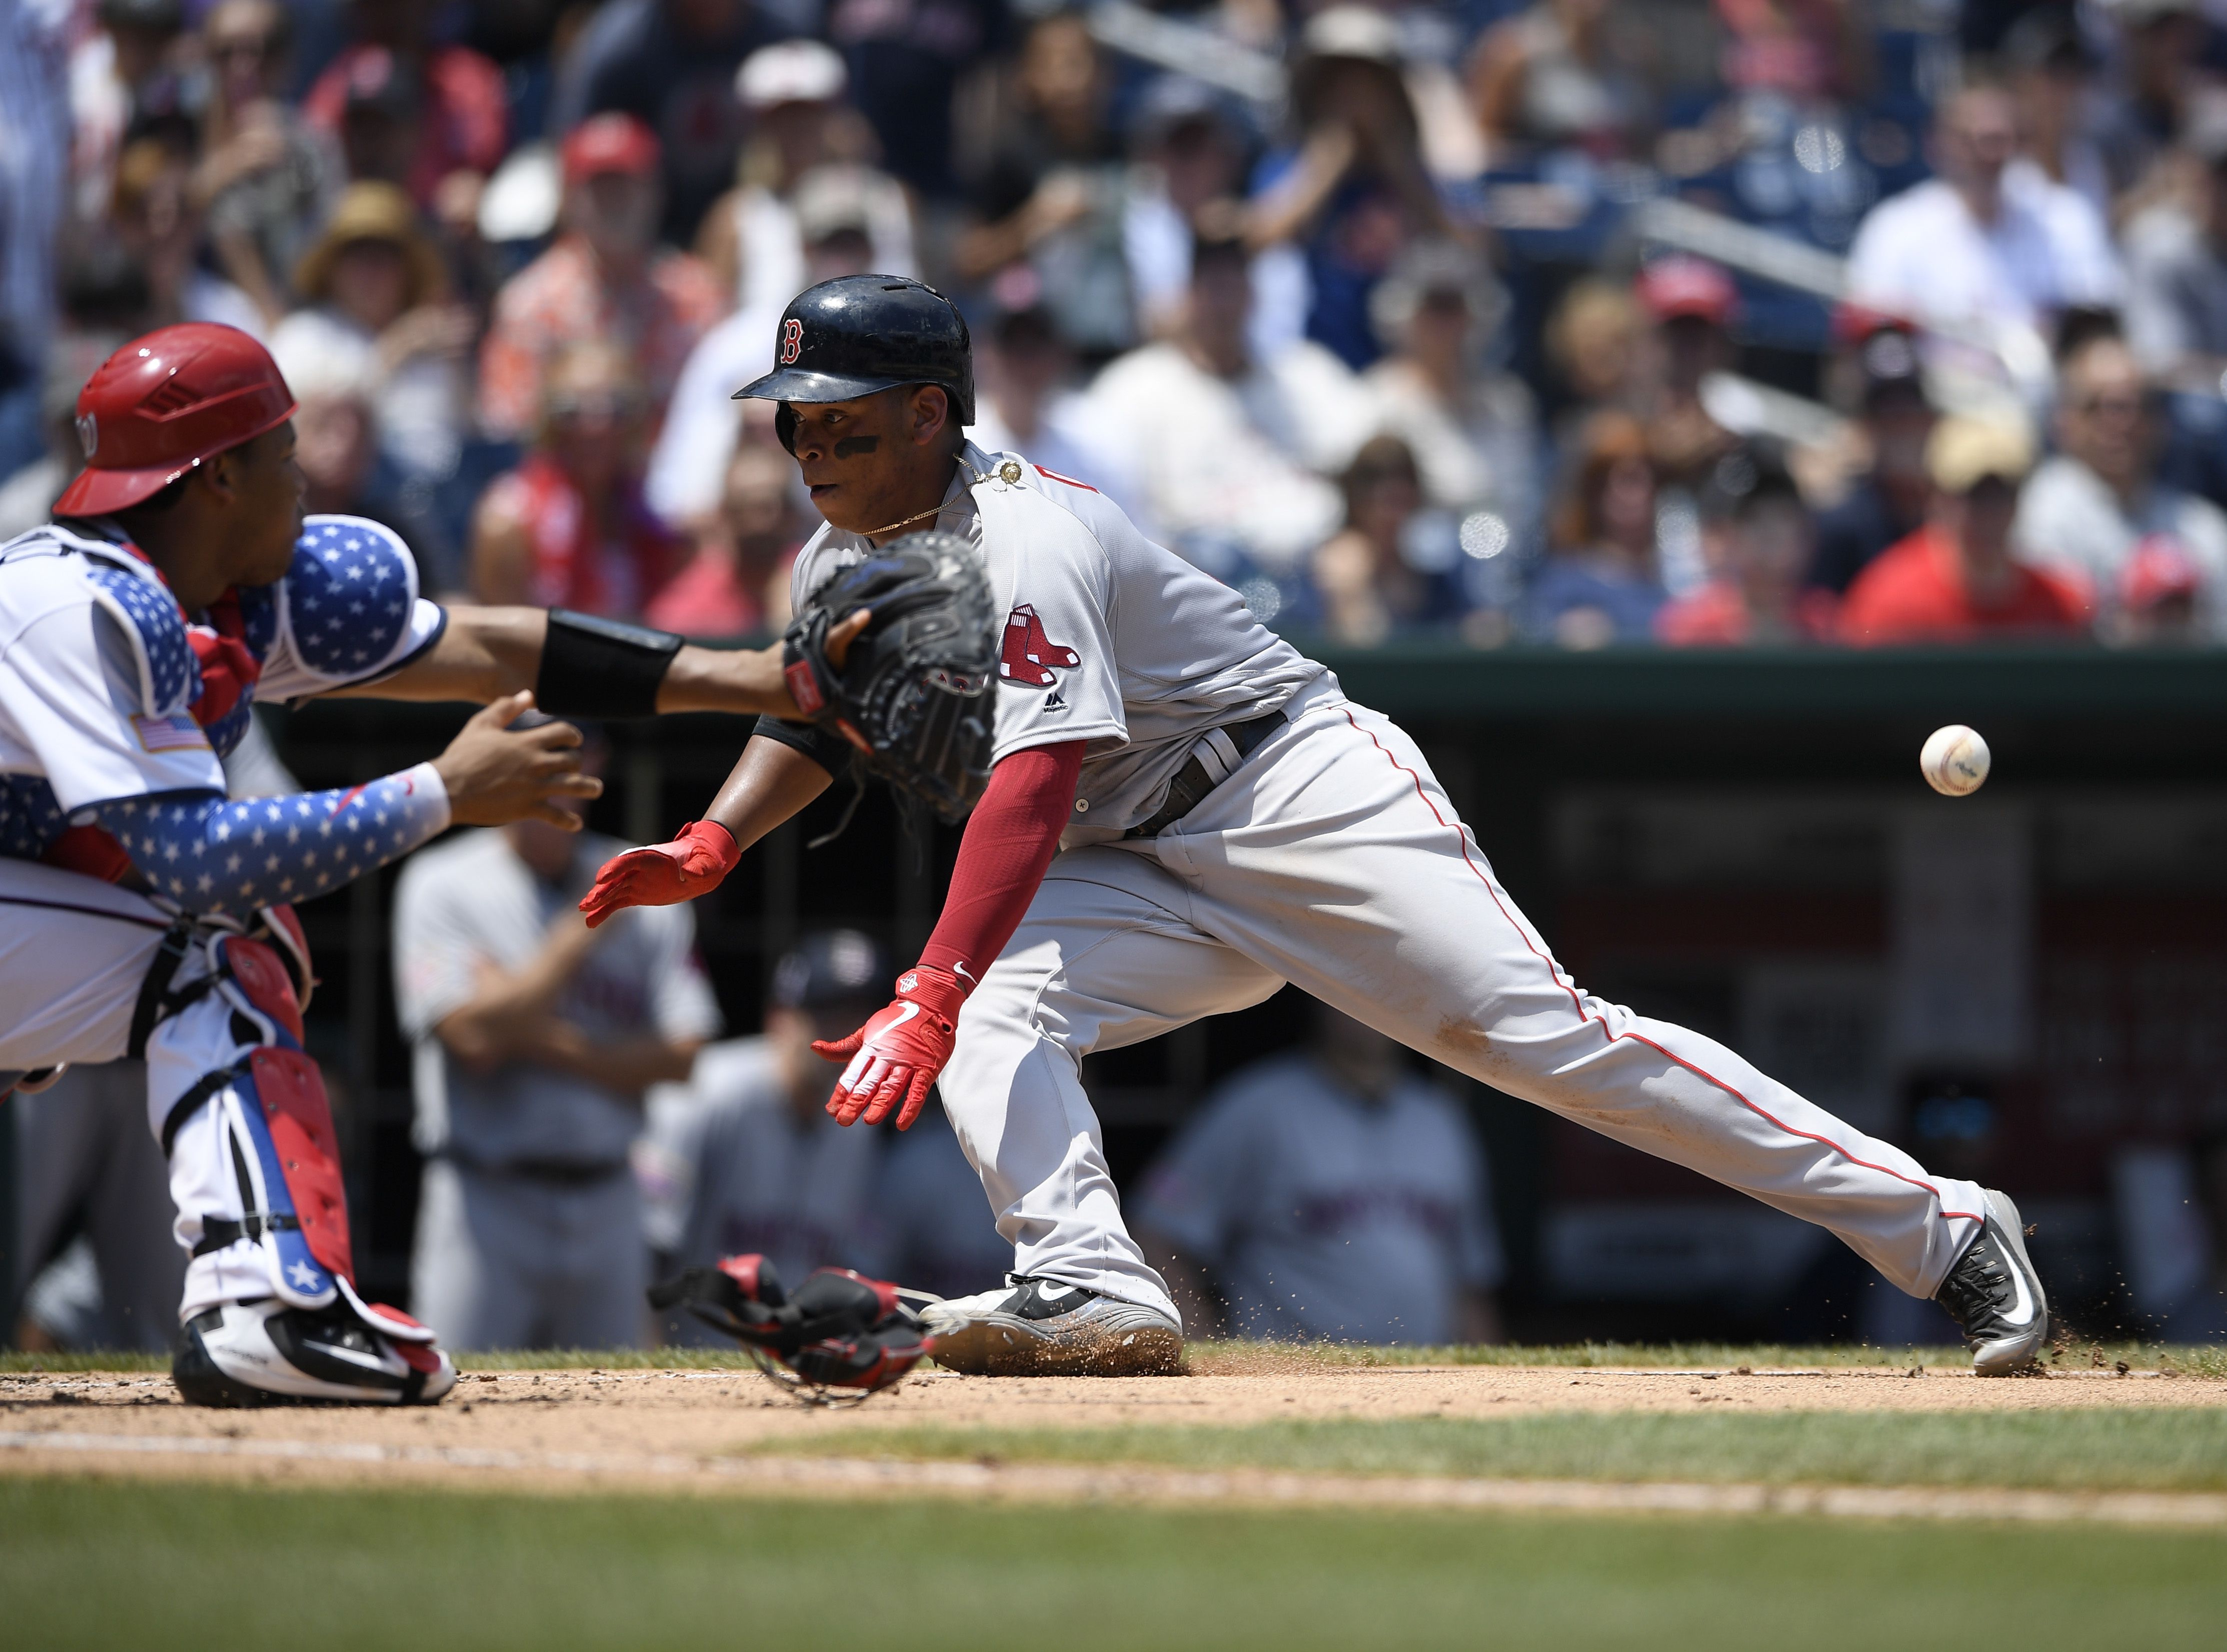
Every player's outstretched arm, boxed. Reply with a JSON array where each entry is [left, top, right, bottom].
[[578, 734, 834, 928], [325, 605, 870, 720], [816, 741, 1084, 1131], [97, 692, 597, 914]]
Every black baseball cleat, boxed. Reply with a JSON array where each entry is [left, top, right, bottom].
[[920, 1276, 1184, 1376], [173, 1298, 458, 1406], [1933, 1188, 2049, 1376]]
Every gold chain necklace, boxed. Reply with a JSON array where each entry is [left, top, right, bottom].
[[859, 459, 1003, 541], [861, 498, 959, 538]]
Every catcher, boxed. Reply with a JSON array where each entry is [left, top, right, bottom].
[[582, 275, 2049, 1380], [0, 323, 862, 1405]]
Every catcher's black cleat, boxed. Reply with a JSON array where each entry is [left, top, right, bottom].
[[1933, 1188, 2049, 1376], [920, 1277, 1184, 1377], [173, 1298, 457, 1406]]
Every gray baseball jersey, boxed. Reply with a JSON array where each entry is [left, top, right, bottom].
[[1136, 1052, 1504, 1345], [392, 829, 721, 1170], [788, 441, 1324, 840]]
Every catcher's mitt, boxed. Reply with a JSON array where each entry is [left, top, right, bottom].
[[648, 1254, 933, 1404], [781, 530, 998, 821]]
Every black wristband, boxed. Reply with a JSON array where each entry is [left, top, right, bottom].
[[536, 609, 684, 718], [751, 714, 853, 776]]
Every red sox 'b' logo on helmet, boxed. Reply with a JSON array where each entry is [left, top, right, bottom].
[[999, 605, 1080, 687], [780, 319, 803, 365]]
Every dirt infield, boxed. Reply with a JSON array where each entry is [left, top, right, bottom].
[[4, 1359, 2223, 1513]]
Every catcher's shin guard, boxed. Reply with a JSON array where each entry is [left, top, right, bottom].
[[155, 932, 457, 1405], [164, 936, 351, 1306]]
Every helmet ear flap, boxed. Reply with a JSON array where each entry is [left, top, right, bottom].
[[776, 403, 799, 456]]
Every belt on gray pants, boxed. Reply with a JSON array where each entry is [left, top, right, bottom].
[[1124, 710, 1287, 839], [441, 1151, 631, 1188]]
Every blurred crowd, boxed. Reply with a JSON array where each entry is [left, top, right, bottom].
[[14, 0, 2227, 660]]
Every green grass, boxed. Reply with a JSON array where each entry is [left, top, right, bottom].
[[2, 1477, 2222, 1650], [1189, 1339, 1980, 1368], [9, 1340, 2224, 1375], [756, 1407, 2227, 1493], [1181, 1338, 2227, 1375], [0, 1351, 171, 1373]]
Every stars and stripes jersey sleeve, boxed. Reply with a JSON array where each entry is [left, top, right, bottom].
[[89, 764, 451, 914], [251, 515, 446, 703], [0, 557, 225, 814]]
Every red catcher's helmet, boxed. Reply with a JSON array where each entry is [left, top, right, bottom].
[[53, 323, 297, 517]]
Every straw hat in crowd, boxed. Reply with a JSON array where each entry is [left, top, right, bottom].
[[293, 181, 447, 310]]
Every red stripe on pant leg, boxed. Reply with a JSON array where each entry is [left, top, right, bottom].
[[1338, 709, 1981, 1223]]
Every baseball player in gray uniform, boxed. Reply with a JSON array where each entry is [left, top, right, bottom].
[[394, 802, 721, 1352], [582, 276, 2050, 1377], [1134, 1005, 1505, 1347]]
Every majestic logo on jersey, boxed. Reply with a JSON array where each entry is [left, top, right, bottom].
[[1000, 605, 1079, 687], [780, 318, 804, 365]]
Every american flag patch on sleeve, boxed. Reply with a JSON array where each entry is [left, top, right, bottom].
[[132, 713, 211, 753]]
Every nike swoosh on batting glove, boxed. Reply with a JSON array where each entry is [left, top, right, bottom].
[[579, 820, 740, 929], [813, 965, 969, 1130]]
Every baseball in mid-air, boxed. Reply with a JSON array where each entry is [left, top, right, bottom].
[[1920, 724, 1991, 796]]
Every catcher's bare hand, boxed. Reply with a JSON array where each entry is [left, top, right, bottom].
[[433, 692, 602, 828]]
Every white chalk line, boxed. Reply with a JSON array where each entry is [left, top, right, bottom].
[[3, 1429, 2223, 1526]]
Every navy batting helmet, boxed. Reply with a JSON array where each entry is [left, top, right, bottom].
[[736, 275, 975, 427]]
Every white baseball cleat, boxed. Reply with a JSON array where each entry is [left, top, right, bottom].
[[1932, 1188, 2050, 1376], [921, 1276, 1184, 1376], [173, 1297, 458, 1406]]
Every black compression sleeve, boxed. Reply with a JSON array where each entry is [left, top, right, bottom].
[[751, 715, 853, 776], [536, 609, 684, 718]]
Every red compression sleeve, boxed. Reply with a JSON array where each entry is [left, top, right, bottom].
[[916, 741, 1084, 988]]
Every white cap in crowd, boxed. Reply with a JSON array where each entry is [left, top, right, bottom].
[[736, 40, 848, 111]]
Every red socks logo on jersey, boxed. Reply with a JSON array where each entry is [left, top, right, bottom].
[[999, 604, 1080, 686]]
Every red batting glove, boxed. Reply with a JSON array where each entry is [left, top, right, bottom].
[[814, 965, 969, 1130], [578, 820, 739, 929]]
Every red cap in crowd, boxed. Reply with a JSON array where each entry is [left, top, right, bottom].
[[2121, 534, 2203, 612], [1636, 257, 1740, 327], [1833, 300, 1918, 346], [54, 323, 297, 518], [562, 114, 662, 185]]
